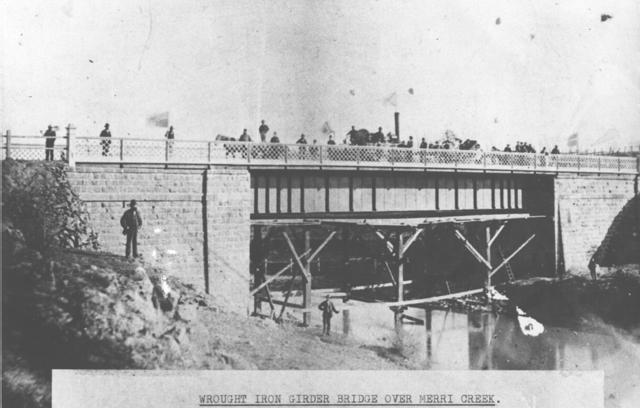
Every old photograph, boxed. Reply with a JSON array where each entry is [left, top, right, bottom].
[[2, 0, 639, 407]]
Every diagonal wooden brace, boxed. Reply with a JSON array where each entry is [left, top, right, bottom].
[[250, 248, 311, 296], [490, 234, 535, 278], [307, 231, 337, 263], [375, 230, 395, 254], [400, 228, 423, 258], [283, 231, 336, 283], [455, 229, 492, 270], [283, 232, 310, 282], [488, 222, 507, 248]]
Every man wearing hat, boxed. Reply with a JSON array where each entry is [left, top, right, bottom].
[[120, 199, 143, 258], [43, 125, 56, 161], [100, 123, 112, 156], [318, 294, 340, 336]]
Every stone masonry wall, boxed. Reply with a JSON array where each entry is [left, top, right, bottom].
[[555, 174, 637, 275], [67, 165, 251, 313]]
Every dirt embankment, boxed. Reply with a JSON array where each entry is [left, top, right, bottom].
[[3, 240, 404, 407], [2, 161, 405, 408]]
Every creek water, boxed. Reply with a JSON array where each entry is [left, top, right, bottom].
[[308, 300, 640, 407]]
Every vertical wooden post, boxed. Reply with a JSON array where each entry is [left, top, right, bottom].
[[65, 124, 75, 167], [395, 232, 405, 327], [397, 232, 404, 302], [303, 230, 312, 326], [425, 308, 432, 361], [5, 130, 11, 159], [342, 309, 351, 335], [253, 225, 263, 315], [485, 226, 492, 293]]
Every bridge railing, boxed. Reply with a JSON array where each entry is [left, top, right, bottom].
[[2, 133, 638, 175]]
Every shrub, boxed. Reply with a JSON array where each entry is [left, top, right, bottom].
[[2, 159, 99, 250]]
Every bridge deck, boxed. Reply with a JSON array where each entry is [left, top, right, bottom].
[[2, 135, 638, 175]]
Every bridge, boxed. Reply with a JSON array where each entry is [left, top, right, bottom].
[[3, 133, 638, 175], [3, 132, 639, 319]]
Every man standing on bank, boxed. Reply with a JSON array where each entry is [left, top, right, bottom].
[[43, 125, 56, 161], [120, 199, 143, 258], [318, 294, 339, 335]]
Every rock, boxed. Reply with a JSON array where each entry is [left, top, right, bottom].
[[132, 266, 148, 281], [174, 326, 190, 345], [174, 303, 198, 322]]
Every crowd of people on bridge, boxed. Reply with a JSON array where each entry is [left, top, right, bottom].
[[220, 120, 564, 156], [39, 120, 568, 160]]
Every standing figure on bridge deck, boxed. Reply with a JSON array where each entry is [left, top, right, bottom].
[[371, 127, 385, 145], [270, 131, 280, 143], [43, 125, 56, 161], [258, 120, 269, 142], [100, 123, 112, 156], [239, 129, 252, 142], [346, 126, 358, 145], [164, 126, 175, 156], [296, 133, 307, 144], [121, 199, 143, 258], [318, 294, 339, 335]]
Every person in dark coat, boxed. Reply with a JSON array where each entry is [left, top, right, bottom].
[[296, 133, 307, 144], [270, 131, 280, 143], [120, 199, 143, 258], [239, 129, 251, 142], [318, 294, 339, 335], [258, 120, 269, 142], [100, 123, 112, 156], [43, 125, 56, 161], [164, 126, 175, 156], [371, 127, 384, 145]]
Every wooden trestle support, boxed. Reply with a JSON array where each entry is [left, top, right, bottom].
[[453, 221, 535, 295], [373, 227, 424, 328], [252, 216, 538, 328], [251, 226, 336, 326]]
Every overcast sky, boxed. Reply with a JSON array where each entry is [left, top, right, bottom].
[[2, 0, 639, 149]]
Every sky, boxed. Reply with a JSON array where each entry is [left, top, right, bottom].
[[2, 0, 639, 149]]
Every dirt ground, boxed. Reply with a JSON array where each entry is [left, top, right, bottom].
[[2, 240, 406, 408]]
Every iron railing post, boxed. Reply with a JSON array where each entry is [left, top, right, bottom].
[[577, 155, 580, 173], [208, 141, 212, 164], [119, 139, 124, 163], [165, 140, 169, 166], [5, 130, 11, 159], [247, 143, 251, 164], [319, 145, 323, 165], [284, 145, 288, 163], [618, 157, 621, 174], [65, 123, 75, 166]]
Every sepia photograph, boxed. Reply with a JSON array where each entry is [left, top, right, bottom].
[[2, 0, 639, 407]]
